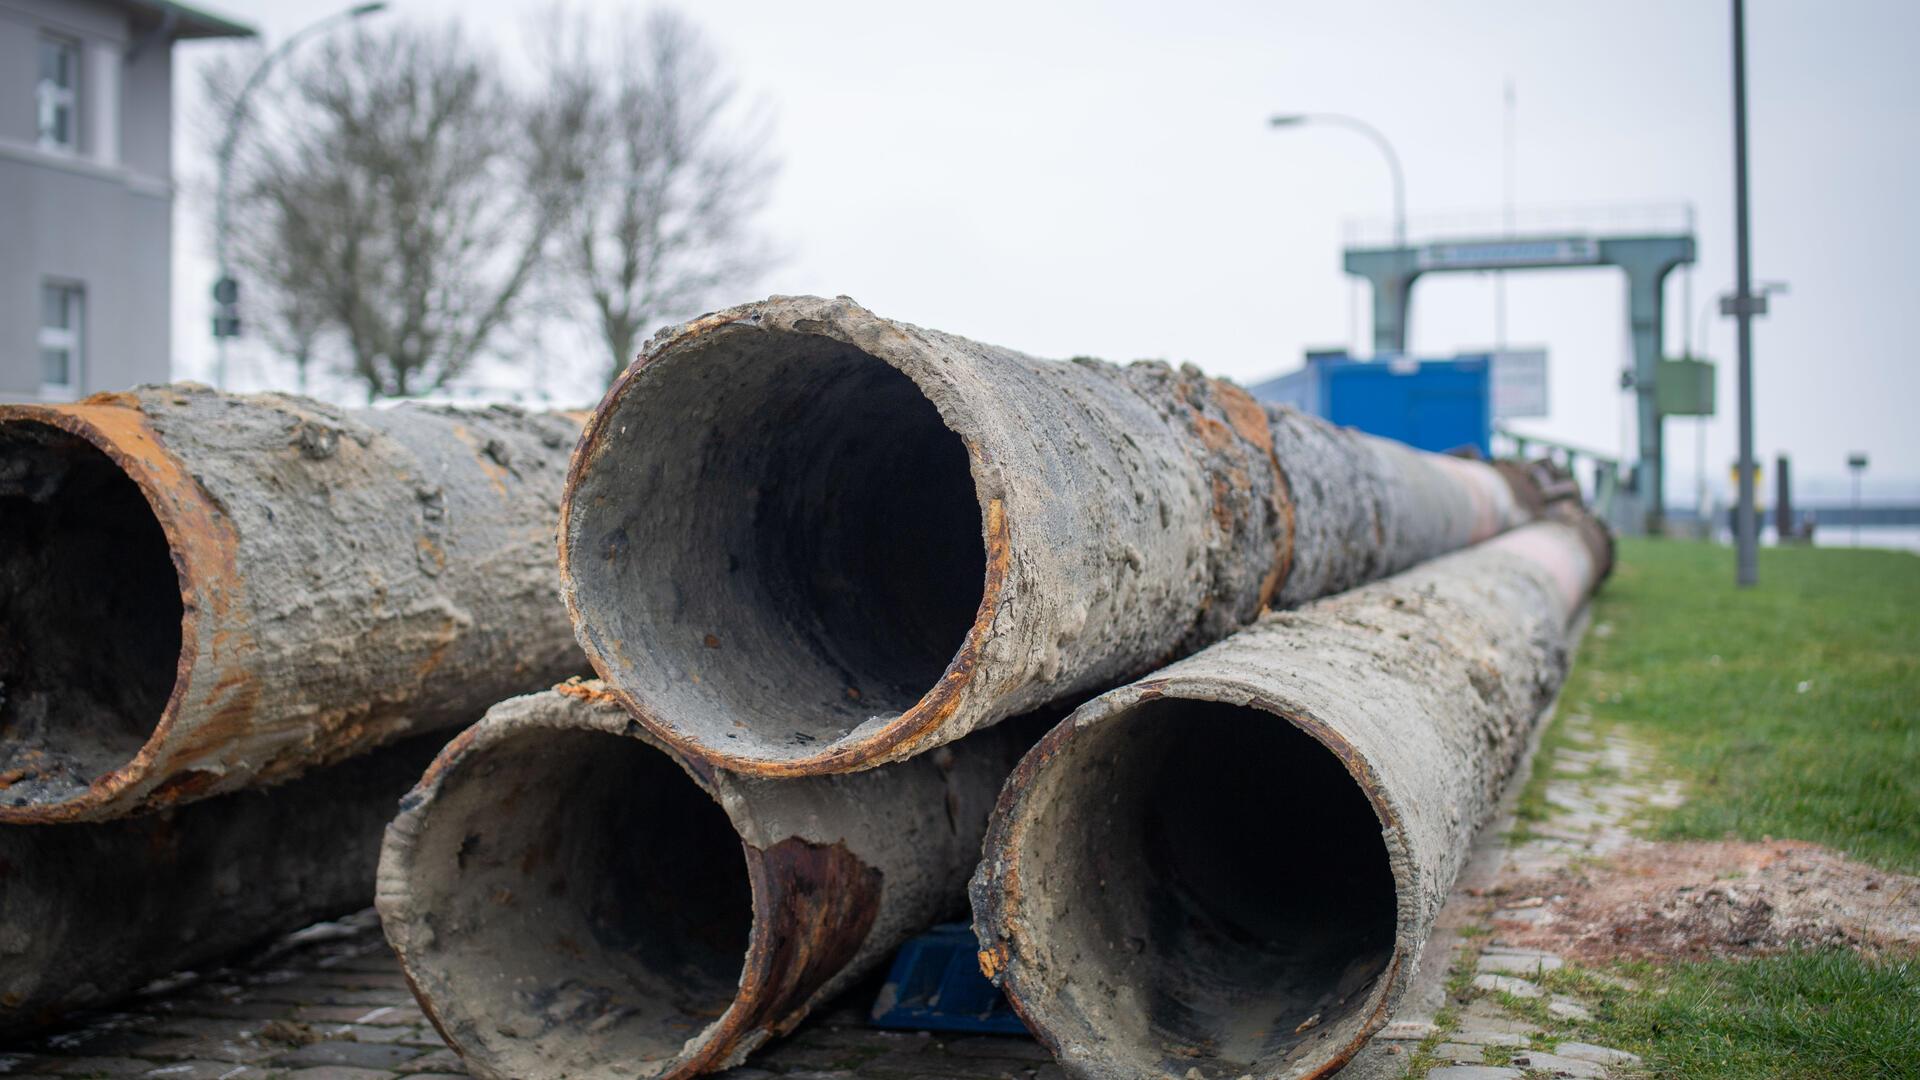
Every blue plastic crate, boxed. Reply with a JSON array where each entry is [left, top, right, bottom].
[[869, 923, 1030, 1035]]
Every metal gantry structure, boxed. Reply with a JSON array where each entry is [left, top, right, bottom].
[[1343, 232, 1695, 536]]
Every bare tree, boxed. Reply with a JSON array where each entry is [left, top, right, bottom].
[[215, 24, 586, 401], [541, 9, 777, 385]]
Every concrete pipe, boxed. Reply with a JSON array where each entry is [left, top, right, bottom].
[[560, 295, 1539, 777], [376, 681, 1036, 1080], [0, 731, 444, 1037], [970, 513, 1612, 1080], [0, 386, 585, 823]]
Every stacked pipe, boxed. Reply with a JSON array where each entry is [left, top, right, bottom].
[[0, 385, 584, 1032], [376, 295, 1596, 1079], [555, 295, 1536, 775], [378, 682, 1045, 1078], [973, 509, 1611, 1078]]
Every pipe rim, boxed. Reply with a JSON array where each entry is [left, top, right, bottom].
[[557, 299, 1009, 777], [974, 676, 1412, 1080], [0, 395, 229, 823], [378, 684, 879, 1080]]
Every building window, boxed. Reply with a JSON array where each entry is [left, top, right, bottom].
[[37, 35, 79, 152], [39, 283, 84, 399]]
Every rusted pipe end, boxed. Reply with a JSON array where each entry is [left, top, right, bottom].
[[560, 297, 999, 776], [376, 685, 885, 1080], [0, 398, 219, 823], [972, 687, 1405, 1080], [5, 390, 588, 822], [1491, 458, 1550, 519], [1549, 498, 1617, 585]]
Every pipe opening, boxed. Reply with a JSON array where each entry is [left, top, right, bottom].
[[1009, 699, 1397, 1077], [568, 329, 985, 763], [0, 421, 183, 806], [400, 727, 751, 1075]]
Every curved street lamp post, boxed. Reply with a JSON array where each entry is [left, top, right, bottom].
[[212, 1, 389, 389], [1268, 112, 1407, 252]]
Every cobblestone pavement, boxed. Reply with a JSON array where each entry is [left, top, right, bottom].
[[0, 908, 1059, 1080], [0, 661, 1654, 1080], [1347, 706, 1664, 1080]]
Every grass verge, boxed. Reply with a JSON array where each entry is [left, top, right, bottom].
[[1522, 537, 1919, 873], [1510, 538, 1919, 1079], [1547, 951, 1919, 1080]]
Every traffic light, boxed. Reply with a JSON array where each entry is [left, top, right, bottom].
[[212, 276, 240, 339]]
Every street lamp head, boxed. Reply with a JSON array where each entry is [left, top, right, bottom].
[[350, 2, 389, 16], [1268, 114, 1308, 128]]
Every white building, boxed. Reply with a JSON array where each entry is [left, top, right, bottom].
[[0, 0, 252, 401]]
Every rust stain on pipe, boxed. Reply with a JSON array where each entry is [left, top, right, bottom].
[[0, 386, 586, 822], [1210, 380, 1296, 612], [671, 839, 885, 1074]]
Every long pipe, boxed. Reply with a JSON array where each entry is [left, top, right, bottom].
[[0, 731, 443, 1037], [376, 681, 1036, 1080], [0, 386, 585, 822], [559, 295, 1544, 778], [971, 512, 1611, 1080]]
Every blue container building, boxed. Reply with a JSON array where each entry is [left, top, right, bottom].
[[1247, 351, 1494, 458]]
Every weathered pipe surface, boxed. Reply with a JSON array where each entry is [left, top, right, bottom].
[[0, 731, 443, 1037], [560, 294, 1537, 777], [0, 385, 585, 822], [376, 681, 1035, 1080], [970, 513, 1612, 1080]]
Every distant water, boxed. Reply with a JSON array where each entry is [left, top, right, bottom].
[[1807, 527, 1920, 554], [1722, 526, 1920, 554]]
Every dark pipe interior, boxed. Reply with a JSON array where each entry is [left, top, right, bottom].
[[0, 422, 182, 806], [0, 733, 444, 1029], [404, 728, 752, 1072], [1014, 699, 1397, 1077], [567, 330, 984, 762]]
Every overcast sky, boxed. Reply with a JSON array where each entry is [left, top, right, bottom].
[[169, 0, 1920, 500]]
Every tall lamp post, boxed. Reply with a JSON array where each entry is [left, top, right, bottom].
[[1268, 112, 1407, 253], [1727, 0, 1761, 586], [212, 1, 388, 390]]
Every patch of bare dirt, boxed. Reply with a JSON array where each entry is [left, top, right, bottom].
[[1492, 838, 1920, 964]]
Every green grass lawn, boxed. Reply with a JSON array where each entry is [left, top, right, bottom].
[[1521, 538, 1920, 1079], [1545, 951, 1920, 1080], [1527, 537, 1920, 873]]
